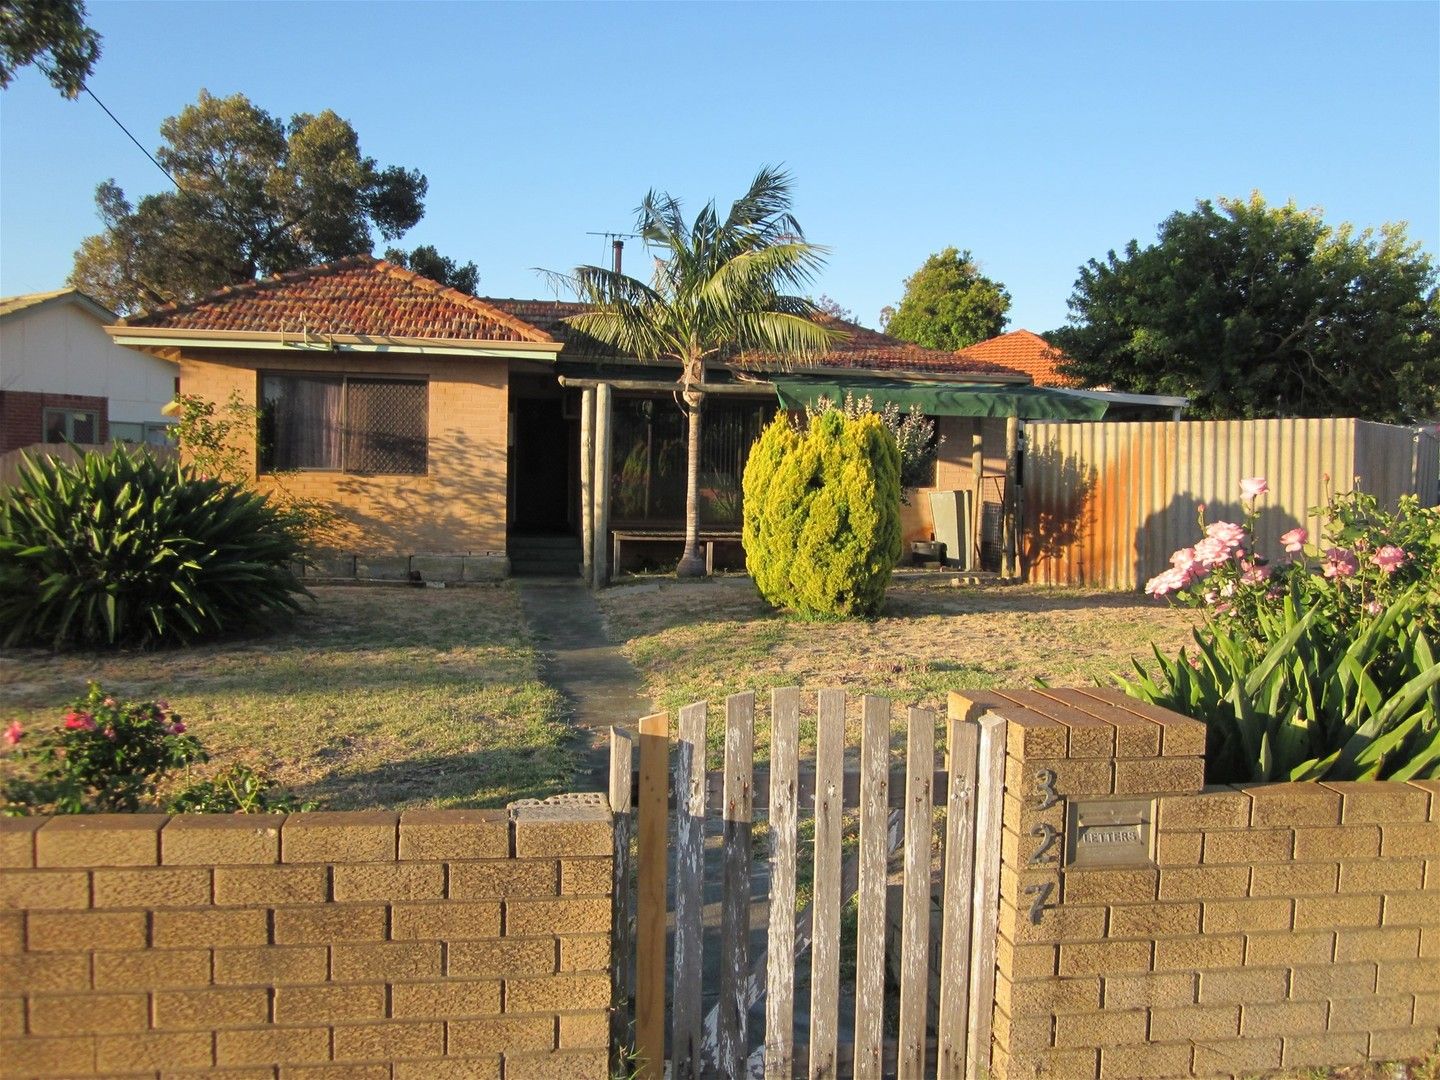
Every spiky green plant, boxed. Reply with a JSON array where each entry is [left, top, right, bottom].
[[0, 444, 308, 648], [1119, 585, 1440, 782]]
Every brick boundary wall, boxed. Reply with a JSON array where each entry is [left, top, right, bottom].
[[956, 690, 1440, 1080], [0, 801, 613, 1080]]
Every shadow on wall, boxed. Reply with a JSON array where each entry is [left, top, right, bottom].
[[1132, 495, 1305, 591], [1023, 443, 1097, 581], [310, 427, 508, 556]]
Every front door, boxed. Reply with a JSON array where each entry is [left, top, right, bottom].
[[511, 397, 573, 534]]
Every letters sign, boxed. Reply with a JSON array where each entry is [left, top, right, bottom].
[[1065, 797, 1154, 867]]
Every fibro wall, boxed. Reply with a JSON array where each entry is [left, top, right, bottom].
[[958, 689, 1440, 1080], [0, 802, 613, 1080]]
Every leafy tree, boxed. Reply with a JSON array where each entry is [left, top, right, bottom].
[[69, 90, 427, 313], [0, 0, 100, 98], [556, 167, 839, 577], [884, 247, 1011, 349], [1052, 194, 1440, 421], [384, 244, 479, 295], [812, 294, 857, 323]]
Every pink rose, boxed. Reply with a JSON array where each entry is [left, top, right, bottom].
[[102, 727, 117, 741], [102, 697, 117, 708], [1145, 566, 1191, 598], [1279, 527, 1307, 554], [1323, 548, 1359, 579], [1373, 545, 1408, 574], [1170, 547, 1198, 569], [1240, 476, 1269, 500], [168, 721, 187, 735], [1205, 521, 1247, 549], [3, 720, 22, 747], [1194, 536, 1233, 568], [1364, 600, 1384, 616], [64, 713, 97, 732], [1241, 563, 1272, 585]]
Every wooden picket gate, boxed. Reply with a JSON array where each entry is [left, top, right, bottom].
[[608, 689, 1007, 1079]]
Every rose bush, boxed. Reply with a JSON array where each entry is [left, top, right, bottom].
[[1125, 478, 1439, 783], [2, 684, 308, 815]]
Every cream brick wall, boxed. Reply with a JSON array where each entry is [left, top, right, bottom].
[[0, 803, 613, 1080], [982, 694, 1440, 1080], [179, 350, 510, 556]]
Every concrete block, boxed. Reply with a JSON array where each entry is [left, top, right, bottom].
[[162, 815, 280, 865], [330, 941, 442, 981], [1101, 971, 1196, 1009], [1157, 788, 1249, 830], [1281, 1032, 1366, 1070], [447, 1015, 555, 1055], [1157, 865, 1249, 901], [1288, 960, 1377, 1000], [331, 862, 444, 902], [390, 979, 502, 1019], [450, 859, 557, 899], [505, 897, 610, 937], [1293, 894, 1383, 930], [92, 948, 210, 990], [28, 991, 149, 1035], [390, 901, 502, 940], [36, 814, 163, 867], [1201, 827, 1294, 864], [0, 869, 89, 910], [448, 937, 557, 978], [1152, 934, 1244, 971], [92, 866, 211, 908], [1321, 780, 1431, 825], [152, 907, 269, 948], [26, 910, 147, 952], [152, 987, 269, 1029], [1113, 757, 1204, 796], [503, 974, 609, 1014], [281, 811, 397, 862], [1242, 782, 1342, 826], [332, 1020, 443, 1061], [1245, 929, 1335, 967], [273, 983, 387, 1023], [510, 804, 612, 859], [1147, 1003, 1238, 1042], [1241, 1000, 1328, 1037], [398, 809, 508, 861], [1339, 858, 1425, 894], [0, 817, 42, 868], [214, 865, 327, 905], [558, 935, 612, 974], [215, 1025, 329, 1066], [1293, 825, 1380, 860], [1197, 966, 1288, 1004], [1107, 902, 1200, 939], [1053, 1007, 1146, 1047], [96, 1030, 214, 1071], [212, 944, 328, 986], [1061, 867, 1157, 906], [273, 903, 387, 944]]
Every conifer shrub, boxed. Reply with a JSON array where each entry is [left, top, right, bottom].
[[742, 409, 902, 618], [0, 444, 308, 648]]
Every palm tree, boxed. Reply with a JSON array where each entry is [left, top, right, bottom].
[[560, 167, 840, 576]]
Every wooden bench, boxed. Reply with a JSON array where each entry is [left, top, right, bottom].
[[611, 529, 743, 575]]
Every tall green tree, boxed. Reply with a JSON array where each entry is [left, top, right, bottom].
[[70, 90, 428, 313], [1, 0, 100, 98], [883, 247, 1011, 349], [1052, 194, 1440, 421], [558, 167, 839, 577], [384, 244, 479, 295]]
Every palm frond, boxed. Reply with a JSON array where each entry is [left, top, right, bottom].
[[728, 309, 844, 363]]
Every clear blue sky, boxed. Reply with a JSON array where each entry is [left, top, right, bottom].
[[2, 1, 1436, 333]]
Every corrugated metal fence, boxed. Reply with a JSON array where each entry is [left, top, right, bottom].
[[1023, 418, 1440, 590]]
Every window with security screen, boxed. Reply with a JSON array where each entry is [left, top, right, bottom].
[[259, 374, 427, 475]]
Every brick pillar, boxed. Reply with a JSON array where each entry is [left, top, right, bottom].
[[957, 688, 1206, 1080]]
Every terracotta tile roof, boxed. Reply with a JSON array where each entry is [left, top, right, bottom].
[[482, 301, 1026, 379], [957, 329, 1079, 387], [122, 256, 553, 343]]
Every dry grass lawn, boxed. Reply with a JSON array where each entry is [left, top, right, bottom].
[[0, 586, 572, 811], [599, 574, 1204, 764]]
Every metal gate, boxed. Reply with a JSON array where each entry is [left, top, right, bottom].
[[609, 689, 1007, 1078]]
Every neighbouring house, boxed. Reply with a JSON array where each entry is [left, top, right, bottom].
[[0, 288, 179, 454], [959, 328, 1188, 420], [108, 256, 1109, 581]]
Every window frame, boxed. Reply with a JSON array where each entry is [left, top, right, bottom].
[[42, 407, 99, 444], [257, 371, 429, 477]]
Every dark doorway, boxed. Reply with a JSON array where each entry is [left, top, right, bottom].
[[511, 397, 574, 534]]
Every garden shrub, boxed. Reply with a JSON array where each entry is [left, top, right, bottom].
[[1, 683, 308, 815], [742, 408, 902, 618], [806, 391, 941, 495], [1122, 477, 1440, 783], [0, 443, 308, 648]]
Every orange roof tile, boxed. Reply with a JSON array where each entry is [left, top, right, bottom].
[[958, 329, 1079, 387], [483, 301, 1025, 379], [122, 256, 553, 343]]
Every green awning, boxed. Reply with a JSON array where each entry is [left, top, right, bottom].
[[771, 376, 1108, 420]]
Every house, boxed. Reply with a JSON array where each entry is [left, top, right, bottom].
[[960, 328, 1188, 420], [0, 288, 178, 454], [108, 256, 1107, 581]]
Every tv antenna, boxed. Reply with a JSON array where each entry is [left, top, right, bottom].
[[586, 231, 640, 275]]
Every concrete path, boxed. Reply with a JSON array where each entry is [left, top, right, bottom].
[[515, 578, 651, 792]]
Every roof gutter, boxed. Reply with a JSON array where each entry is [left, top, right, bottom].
[[105, 325, 563, 360]]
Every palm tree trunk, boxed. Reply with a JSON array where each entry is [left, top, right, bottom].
[[676, 390, 706, 577]]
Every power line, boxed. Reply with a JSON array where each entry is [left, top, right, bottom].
[[82, 84, 181, 192]]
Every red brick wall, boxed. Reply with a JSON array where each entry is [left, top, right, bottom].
[[0, 391, 109, 454]]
